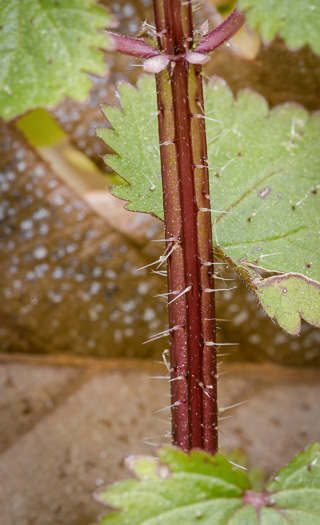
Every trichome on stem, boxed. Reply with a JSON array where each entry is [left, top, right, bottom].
[[108, 1, 244, 455]]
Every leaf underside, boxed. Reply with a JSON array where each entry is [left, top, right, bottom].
[[99, 76, 320, 335], [0, 0, 111, 120], [238, 0, 320, 55], [95, 443, 320, 524]]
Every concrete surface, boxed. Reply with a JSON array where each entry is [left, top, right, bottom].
[[0, 354, 319, 525]]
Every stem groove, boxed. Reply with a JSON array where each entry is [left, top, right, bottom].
[[153, 0, 218, 453]]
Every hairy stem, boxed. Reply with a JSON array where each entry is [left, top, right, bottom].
[[153, 0, 217, 453]]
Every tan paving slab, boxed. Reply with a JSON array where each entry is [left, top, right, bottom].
[[0, 361, 81, 453], [0, 121, 167, 359], [220, 366, 320, 473], [0, 357, 319, 525], [0, 359, 169, 525]]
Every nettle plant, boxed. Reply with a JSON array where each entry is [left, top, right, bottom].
[[1, 0, 320, 523]]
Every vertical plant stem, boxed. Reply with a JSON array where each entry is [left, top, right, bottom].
[[189, 67, 218, 452], [153, 0, 218, 453], [156, 70, 190, 451]]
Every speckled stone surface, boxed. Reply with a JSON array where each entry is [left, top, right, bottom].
[[1, 0, 320, 364], [0, 122, 167, 358], [0, 355, 319, 525]]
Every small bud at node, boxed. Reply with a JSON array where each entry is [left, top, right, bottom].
[[143, 55, 170, 74], [185, 52, 210, 65]]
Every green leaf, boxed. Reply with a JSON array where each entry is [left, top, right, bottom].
[[204, 78, 320, 334], [158, 447, 250, 491], [265, 442, 320, 524], [237, 0, 320, 55], [256, 274, 320, 334], [95, 444, 320, 525], [219, 448, 266, 492], [267, 442, 320, 492], [98, 76, 163, 218], [124, 455, 161, 481], [0, 0, 112, 120], [99, 76, 320, 334]]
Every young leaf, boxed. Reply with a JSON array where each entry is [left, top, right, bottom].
[[238, 0, 320, 55], [99, 76, 320, 334], [0, 0, 112, 120], [95, 443, 320, 524]]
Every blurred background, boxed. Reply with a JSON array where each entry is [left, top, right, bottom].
[[1, 0, 320, 365], [1, 1, 320, 524]]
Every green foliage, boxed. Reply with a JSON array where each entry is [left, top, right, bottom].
[[100, 76, 320, 334], [95, 443, 320, 524], [220, 448, 266, 492], [0, 0, 111, 120], [256, 274, 320, 334], [204, 78, 320, 335], [98, 76, 163, 218], [238, 0, 320, 55]]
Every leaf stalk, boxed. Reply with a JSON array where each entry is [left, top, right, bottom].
[[195, 9, 245, 54], [107, 8, 245, 61]]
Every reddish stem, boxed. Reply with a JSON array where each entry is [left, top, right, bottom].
[[156, 70, 190, 451], [173, 58, 204, 450], [108, 0, 245, 455], [154, 0, 218, 453], [107, 8, 245, 61], [189, 67, 218, 452]]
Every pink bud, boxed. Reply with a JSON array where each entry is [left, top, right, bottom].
[[143, 55, 170, 74], [185, 52, 210, 65]]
